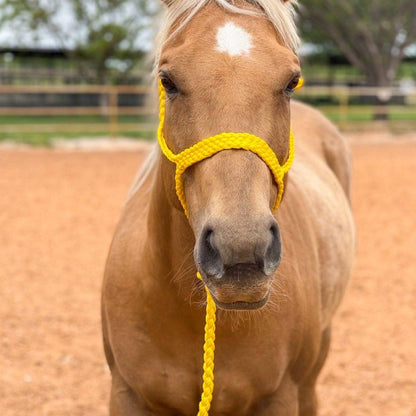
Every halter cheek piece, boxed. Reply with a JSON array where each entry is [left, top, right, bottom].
[[156, 77, 302, 416]]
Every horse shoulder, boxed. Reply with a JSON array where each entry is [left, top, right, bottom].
[[285, 102, 356, 328], [291, 100, 352, 200], [102, 185, 153, 362]]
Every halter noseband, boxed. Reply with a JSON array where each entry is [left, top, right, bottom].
[[157, 78, 302, 217]]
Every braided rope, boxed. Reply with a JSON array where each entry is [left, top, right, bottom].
[[196, 272, 216, 416], [157, 78, 302, 415]]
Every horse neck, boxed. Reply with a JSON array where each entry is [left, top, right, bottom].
[[146, 156, 202, 307]]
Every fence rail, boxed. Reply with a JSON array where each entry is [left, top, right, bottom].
[[0, 106, 154, 116], [0, 85, 149, 93], [1, 84, 415, 139]]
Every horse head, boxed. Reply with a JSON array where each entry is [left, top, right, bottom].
[[158, 1, 301, 310]]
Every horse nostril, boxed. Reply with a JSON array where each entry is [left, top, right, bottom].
[[263, 222, 282, 276], [195, 227, 224, 279], [204, 229, 216, 256], [270, 223, 278, 239]]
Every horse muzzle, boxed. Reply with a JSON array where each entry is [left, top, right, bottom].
[[194, 218, 282, 310]]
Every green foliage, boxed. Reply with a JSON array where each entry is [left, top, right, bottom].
[[0, 0, 54, 27], [74, 23, 144, 83]]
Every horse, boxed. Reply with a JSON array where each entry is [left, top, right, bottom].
[[101, 1, 355, 415]]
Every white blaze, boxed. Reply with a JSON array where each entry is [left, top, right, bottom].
[[216, 22, 253, 57]]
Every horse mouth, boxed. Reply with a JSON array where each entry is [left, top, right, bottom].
[[199, 264, 273, 310], [210, 291, 270, 311]]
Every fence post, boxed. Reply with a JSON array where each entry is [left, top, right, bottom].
[[109, 87, 119, 139]]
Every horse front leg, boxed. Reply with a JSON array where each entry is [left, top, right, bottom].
[[298, 326, 332, 416], [250, 372, 300, 415], [109, 369, 150, 416]]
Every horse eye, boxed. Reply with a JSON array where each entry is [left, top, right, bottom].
[[161, 77, 178, 94], [285, 75, 300, 94]]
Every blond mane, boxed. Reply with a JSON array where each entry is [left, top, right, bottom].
[[127, 0, 299, 202]]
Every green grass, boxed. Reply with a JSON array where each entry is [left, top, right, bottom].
[[0, 114, 157, 145], [0, 131, 95, 146], [0, 130, 156, 147], [318, 106, 416, 122]]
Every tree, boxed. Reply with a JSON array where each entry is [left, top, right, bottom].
[[69, 0, 158, 84], [0, 0, 158, 83], [298, 0, 416, 87]]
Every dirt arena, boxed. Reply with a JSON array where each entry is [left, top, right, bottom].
[[1, 134, 415, 416]]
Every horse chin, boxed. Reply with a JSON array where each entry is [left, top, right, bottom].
[[199, 265, 273, 311], [210, 291, 270, 311]]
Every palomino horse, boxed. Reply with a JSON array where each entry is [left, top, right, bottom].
[[102, 1, 355, 415]]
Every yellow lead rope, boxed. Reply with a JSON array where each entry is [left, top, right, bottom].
[[196, 272, 216, 416], [157, 78, 302, 415]]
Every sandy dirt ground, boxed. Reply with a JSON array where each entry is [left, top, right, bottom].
[[1, 135, 415, 416]]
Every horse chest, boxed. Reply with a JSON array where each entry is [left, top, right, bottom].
[[137, 361, 284, 415], [129, 331, 288, 415]]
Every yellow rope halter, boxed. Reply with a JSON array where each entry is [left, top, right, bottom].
[[157, 77, 302, 415]]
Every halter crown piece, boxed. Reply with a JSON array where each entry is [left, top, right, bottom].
[[157, 77, 303, 416]]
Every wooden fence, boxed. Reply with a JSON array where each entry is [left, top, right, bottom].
[[1, 84, 415, 138], [295, 84, 416, 128]]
